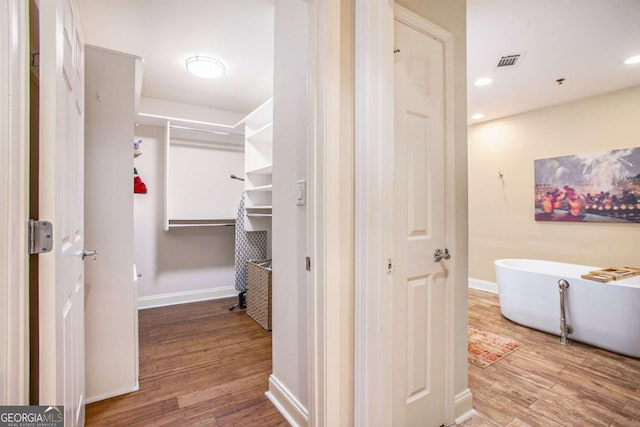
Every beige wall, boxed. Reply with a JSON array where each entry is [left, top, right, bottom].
[[469, 85, 640, 283], [396, 0, 470, 416]]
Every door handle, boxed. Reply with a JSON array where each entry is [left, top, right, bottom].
[[82, 249, 99, 261], [433, 248, 451, 262]]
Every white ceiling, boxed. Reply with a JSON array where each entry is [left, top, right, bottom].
[[76, 1, 640, 122], [467, 0, 640, 124], [76, 0, 275, 116]]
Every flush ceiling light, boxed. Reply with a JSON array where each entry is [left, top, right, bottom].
[[474, 77, 493, 87], [471, 113, 485, 120], [185, 56, 226, 79], [623, 54, 640, 65]]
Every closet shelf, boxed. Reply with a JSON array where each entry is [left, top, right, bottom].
[[246, 184, 273, 192], [243, 98, 273, 232], [167, 219, 236, 228], [168, 223, 235, 228], [245, 122, 273, 142], [246, 164, 273, 175]]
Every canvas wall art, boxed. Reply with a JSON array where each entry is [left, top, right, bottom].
[[534, 147, 640, 223]]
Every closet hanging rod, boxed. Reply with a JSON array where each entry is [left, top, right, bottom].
[[169, 124, 235, 136], [168, 223, 235, 228], [166, 219, 236, 229]]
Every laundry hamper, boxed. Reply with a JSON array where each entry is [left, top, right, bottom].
[[246, 259, 272, 330]]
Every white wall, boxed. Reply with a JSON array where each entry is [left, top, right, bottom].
[[168, 141, 244, 220], [270, 0, 310, 417], [139, 97, 245, 127], [134, 125, 239, 307], [469, 85, 640, 283]]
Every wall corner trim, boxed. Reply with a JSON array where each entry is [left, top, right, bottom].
[[266, 374, 309, 427], [137, 286, 237, 310], [85, 383, 140, 405], [453, 388, 476, 425], [468, 277, 498, 294]]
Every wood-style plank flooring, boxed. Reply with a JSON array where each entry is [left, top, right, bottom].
[[85, 298, 287, 426], [462, 288, 640, 427], [85, 289, 640, 426]]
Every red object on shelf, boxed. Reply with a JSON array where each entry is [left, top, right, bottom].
[[134, 176, 148, 194]]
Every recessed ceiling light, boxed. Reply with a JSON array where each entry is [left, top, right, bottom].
[[185, 56, 226, 79], [471, 113, 485, 120], [623, 54, 640, 65], [474, 77, 493, 87]]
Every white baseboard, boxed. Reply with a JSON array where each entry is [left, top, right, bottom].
[[468, 277, 498, 294], [138, 286, 237, 310], [85, 383, 139, 404], [453, 388, 476, 425], [266, 374, 309, 427]]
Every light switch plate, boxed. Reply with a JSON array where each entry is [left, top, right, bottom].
[[296, 180, 306, 206]]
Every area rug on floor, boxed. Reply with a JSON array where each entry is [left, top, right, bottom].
[[468, 327, 524, 368]]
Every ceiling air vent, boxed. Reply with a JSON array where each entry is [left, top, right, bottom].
[[496, 54, 521, 68]]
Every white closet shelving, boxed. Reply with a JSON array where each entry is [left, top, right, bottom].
[[243, 98, 273, 230], [163, 122, 245, 231], [246, 183, 273, 192]]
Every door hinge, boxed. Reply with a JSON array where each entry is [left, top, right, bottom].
[[386, 258, 395, 275], [28, 219, 53, 255], [30, 52, 40, 68], [306, 256, 311, 272]]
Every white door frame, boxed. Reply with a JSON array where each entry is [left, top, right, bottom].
[[353, 0, 395, 424], [353, 2, 459, 425], [308, 0, 354, 425], [0, 0, 30, 406]]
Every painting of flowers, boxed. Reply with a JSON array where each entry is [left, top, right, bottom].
[[534, 147, 640, 223]]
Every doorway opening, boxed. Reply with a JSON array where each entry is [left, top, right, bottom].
[[77, 0, 311, 422]]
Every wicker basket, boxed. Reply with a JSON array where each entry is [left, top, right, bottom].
[[246, 259, 272, 330]]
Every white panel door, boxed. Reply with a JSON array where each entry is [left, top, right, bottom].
[[392, 18, 447, 427], [38, 0, 86, 425]]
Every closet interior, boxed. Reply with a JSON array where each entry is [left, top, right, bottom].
[[80, 0, 310, 409]]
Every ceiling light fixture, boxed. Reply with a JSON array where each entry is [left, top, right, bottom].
[[623, 54, 640, 65], [474, 77, 493, 87], [471, 113, 485, 120], [185, 56, 226, 79]]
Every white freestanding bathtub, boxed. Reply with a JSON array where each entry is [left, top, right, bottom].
[[495, 259, 640, 358]]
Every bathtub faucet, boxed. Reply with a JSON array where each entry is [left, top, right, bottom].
[[558, 279, 572, 345]]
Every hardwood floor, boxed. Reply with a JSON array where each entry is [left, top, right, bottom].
[[463, 288, 640, 427], [85, 289, 640, 426], [85, 298, 287, 426]]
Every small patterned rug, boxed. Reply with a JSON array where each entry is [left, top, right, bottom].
[[468, 327, 524, 368]]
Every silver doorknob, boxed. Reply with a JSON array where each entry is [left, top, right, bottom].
[[82, 249, 98, 260], [433, 248, 451, 262]]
